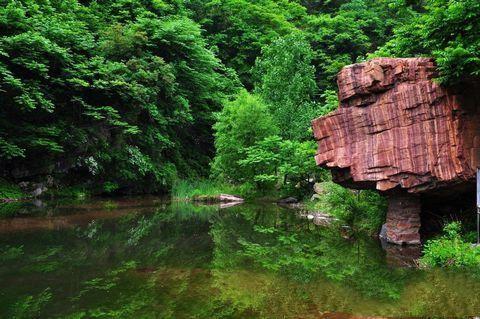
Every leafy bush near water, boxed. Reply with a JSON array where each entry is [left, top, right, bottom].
[[421, 222, 480, 268], [211, 91, 322, 197], [311, 182, 387, 235]]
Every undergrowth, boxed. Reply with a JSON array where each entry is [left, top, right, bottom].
[[306, 182, 387, 235], [171, 179, 253, 201], [0, 179, 27, 200], [421, 221, 480, 269]]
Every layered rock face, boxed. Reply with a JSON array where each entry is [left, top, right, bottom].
[[312, 57, 480, 244]]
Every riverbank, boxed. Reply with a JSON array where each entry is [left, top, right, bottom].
[[170, 179, 287, 203]]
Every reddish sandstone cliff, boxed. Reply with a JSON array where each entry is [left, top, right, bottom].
[[313, 57, 480, 193], [312, 57, 480, 244]]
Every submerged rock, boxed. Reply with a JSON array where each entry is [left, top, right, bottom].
[[380, 239, 422, 268]]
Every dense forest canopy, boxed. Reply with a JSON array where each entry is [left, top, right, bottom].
[[1, 0, 478, 194]]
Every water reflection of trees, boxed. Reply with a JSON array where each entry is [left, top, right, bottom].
[[209, 204, 411, 309], [0, 201, 217, 318], [3, 201, 480, 318]]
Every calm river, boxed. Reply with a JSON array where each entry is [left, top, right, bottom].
[[1, 198, 479, 318]]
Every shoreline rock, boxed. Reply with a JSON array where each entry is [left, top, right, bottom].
[[192, 193, 244, 203]]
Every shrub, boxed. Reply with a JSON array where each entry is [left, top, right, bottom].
[[103, 182, 119, 194], [0, 179, 26, 200], [421, 221, 480, 268], [317, 182, 387, 234]]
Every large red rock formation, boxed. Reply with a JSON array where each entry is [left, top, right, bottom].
[[312, 57, 480, 244]]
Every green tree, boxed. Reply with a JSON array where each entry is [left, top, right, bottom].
[[212, 91, 278, 182], [254, 33, 319, 140], [0, 0, 237, 193], [235, 136, 319, 194], [375, 0, 480, 85], [186, 0, 305, 88], [237, 136, 283, 190], [305, 0, 415, 91]]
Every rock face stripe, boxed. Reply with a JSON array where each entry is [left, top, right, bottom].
[[312, 57, 479, 194]]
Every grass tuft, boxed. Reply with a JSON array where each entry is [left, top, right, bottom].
[[171, 179, 245, 201]]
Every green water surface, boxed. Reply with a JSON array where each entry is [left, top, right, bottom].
[[0, 198, 479, 318]]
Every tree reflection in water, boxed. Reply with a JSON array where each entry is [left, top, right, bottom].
[[1, 198, 480, 318]]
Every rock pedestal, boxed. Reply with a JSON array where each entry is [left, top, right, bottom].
[[385, 193, 421, 245], [311, 57, 480, 244]]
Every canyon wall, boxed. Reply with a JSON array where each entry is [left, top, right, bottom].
[[312, 58, 480, 244]]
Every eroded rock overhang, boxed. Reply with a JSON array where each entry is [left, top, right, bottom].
[[312, 57, 480, 244]]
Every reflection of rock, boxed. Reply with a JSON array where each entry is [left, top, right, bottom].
[[299, 211, 337, 226], [32, 199, 45, 208], [191, 199, 244, 209], [280, 200, 337, 226], [381, 239, 422, 268], [219, 201, 244, 209]]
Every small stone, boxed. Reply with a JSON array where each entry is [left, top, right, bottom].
[[313, 183, 326, 195], [31, 183, 47, 198], [379, 223, 388, 241]]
